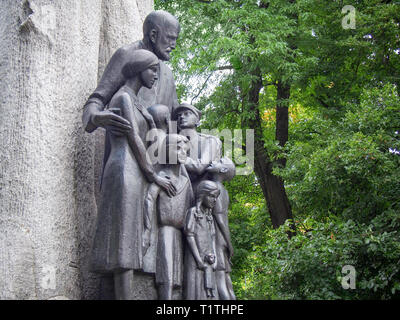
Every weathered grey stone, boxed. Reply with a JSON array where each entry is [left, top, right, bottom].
[[0, 0, 153, 300]]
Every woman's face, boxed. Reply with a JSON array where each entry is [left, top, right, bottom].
[[140, 64, 159, 89]]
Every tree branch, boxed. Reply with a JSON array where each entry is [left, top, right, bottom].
[[191, 73, 213, 104], [217, 65, 233, 70]]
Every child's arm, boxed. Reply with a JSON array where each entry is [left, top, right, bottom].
[[185, 135, 222, 176], [186, 236, 206, 270], [185, 209, 206, 270]]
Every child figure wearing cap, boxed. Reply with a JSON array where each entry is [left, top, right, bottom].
[[172, 103, 222, 191], [206, 157, 236, 300], [143, 134, 193, 300]]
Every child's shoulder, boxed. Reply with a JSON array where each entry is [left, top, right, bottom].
[[187, 206, 197, 215]]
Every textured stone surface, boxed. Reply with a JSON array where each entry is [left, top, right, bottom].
[[0, 0, 154, 300]]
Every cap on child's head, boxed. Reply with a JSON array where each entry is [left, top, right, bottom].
[[171, 103, 202, 121]]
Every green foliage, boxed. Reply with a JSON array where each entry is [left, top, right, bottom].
[[278, 84, 400, 223], [241, 215, 400, 299], [238, 85, 400, 300], [155, 0, 400, 299]]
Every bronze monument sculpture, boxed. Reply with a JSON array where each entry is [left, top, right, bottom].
[[83, 10, 236, 300]]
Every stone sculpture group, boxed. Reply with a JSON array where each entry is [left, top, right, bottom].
[[83, 10, 236, 300]]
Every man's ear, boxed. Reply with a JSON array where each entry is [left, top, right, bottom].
[[149, 29, 158, 44]]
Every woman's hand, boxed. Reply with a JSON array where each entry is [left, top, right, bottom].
[[196, 261, 207, 271], [154, 175, 177, 197]]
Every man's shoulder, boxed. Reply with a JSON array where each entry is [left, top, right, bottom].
[[159, 60, 173, 75], [122, 40, 144, 50], [115, 40, 145, 57]]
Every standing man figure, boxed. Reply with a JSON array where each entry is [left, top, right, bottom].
[[83, 10, 181, 299], [83, 10, 180, 135]]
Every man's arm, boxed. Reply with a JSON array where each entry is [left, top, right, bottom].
[[82, 46, 133, 133], [185, 135, 222, 176]]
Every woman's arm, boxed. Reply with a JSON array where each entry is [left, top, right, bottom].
[[143, 182, 160, 255], [115, 92, 176, 196]]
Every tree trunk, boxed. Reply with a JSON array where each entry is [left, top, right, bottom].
[[245, 71, 293, 229]]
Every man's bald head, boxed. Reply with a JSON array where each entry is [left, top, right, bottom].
[[143, 10, 180, 61], [143, 10, 180, 36]]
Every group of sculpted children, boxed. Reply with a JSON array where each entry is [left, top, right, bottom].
[[141, 112, 236, 300], [143, 130, 236, 300], [91, 49, 236, 300]]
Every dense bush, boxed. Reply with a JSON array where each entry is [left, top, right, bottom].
[[229, 85, 400, 300]]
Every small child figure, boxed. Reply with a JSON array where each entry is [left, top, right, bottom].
[[204, 253, 216, 298], [183, 180, 220, 300], [205, 157, 236, 300], [143, 134, 193, 300], [146, 104, 170, 166]]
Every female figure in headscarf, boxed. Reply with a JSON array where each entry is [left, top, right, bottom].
[[90, 49, 176, 299]]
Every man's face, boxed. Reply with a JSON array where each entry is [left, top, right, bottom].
[[140, 64, 159, 89], [152, 23, 179, 61], [177, 109, 198, 130]]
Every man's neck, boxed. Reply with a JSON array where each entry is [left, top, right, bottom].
[[179, 127, 197, 136], [141, 38, 154, 53]]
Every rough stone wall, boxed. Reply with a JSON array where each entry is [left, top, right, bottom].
[[0, 0, 153, 300]]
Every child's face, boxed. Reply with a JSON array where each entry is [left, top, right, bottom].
[[202, 189, 220, 209], [176, 109, 198, 129], [167, 140, 188, 164], [176, 140, 188, 164]]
